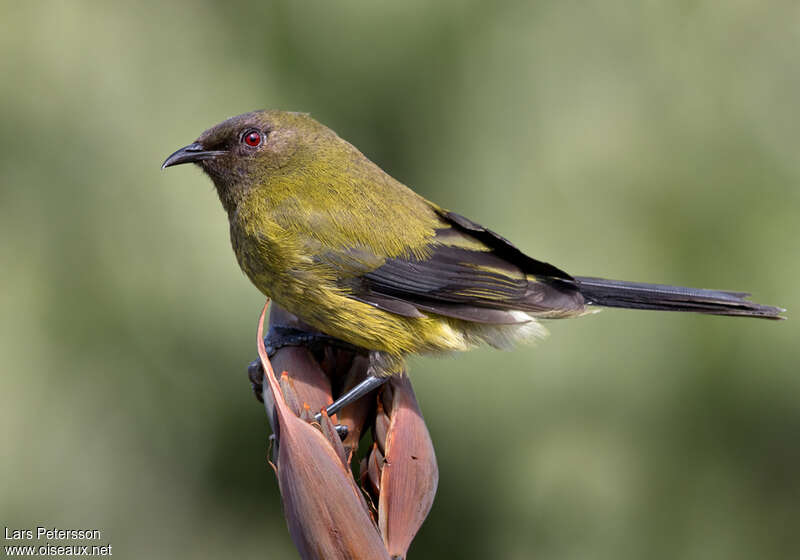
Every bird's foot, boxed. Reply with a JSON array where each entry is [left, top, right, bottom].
[[247, 327, 361, 403], [264, 325, 361, 356]]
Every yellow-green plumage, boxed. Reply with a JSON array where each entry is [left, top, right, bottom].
[[182, 111, 567, 370], [218, 112, 542, 366], [162, 110, 783, 376]]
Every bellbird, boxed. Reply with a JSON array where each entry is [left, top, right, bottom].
[[163, 110, 783, 416]]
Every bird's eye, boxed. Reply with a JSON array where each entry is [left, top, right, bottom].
[[242, 129, 262, 147]]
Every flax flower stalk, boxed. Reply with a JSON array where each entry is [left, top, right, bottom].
[[255, 302, 438, 559], [256, 301, 390, 560]]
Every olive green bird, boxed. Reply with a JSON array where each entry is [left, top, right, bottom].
[[163, 110, 784, 416]]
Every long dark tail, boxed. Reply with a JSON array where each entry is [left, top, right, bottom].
[[575, 276, 785, 319]]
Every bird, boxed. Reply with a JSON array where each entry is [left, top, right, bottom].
[[162, 110, 784, 416]]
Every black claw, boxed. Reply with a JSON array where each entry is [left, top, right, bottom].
[[247, 360, 265, 403], [335, 424, 349, 440]]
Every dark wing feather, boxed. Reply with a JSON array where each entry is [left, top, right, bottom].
[[347, 211, 585, 322], [436, 210, 577, 287], [363, 244, 528, 303]]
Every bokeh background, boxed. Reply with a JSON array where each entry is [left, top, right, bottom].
[[2, 1, 799, 558]]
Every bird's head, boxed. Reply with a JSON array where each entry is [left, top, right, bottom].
[[162, 110, 336, 212]]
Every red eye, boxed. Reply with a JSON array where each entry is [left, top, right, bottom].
[[243, 130, 261, 147]]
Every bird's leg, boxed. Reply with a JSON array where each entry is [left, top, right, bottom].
[[313, 375, 388, 421], [313, 351, 397, 423]]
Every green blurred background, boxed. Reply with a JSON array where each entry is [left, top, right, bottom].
[[2, 1, 798, 558]]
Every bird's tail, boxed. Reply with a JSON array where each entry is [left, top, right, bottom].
[[574, 276, 785, 319]]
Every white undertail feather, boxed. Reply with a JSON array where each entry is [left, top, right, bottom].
[[458, 310, 549, 351]]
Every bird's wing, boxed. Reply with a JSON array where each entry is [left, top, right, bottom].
[[318, 209, 585, 323]]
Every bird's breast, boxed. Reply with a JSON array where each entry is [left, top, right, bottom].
[[229, 208, 321, 304]]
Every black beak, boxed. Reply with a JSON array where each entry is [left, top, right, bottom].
[[161, 142, 226, 170]]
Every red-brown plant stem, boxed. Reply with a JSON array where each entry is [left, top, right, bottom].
[[256, 301, 438, 559]]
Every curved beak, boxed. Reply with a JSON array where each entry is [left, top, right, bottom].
[[161, 142, 226, 170]]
